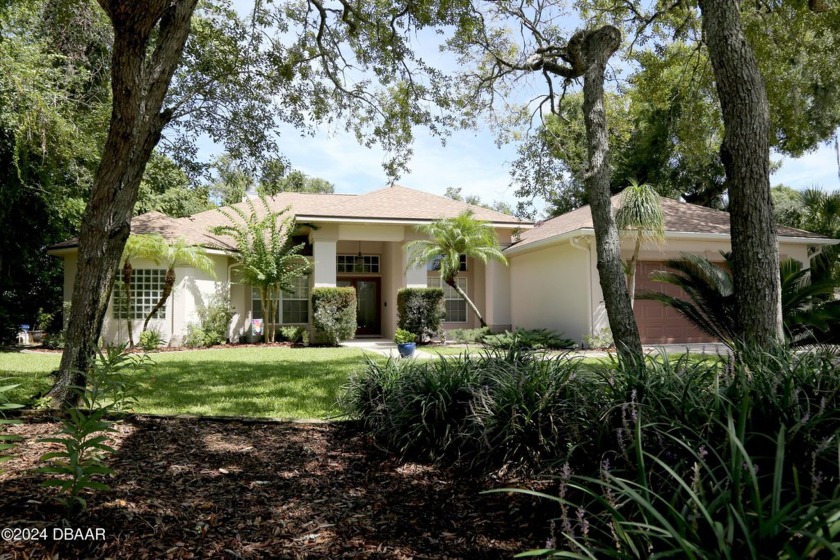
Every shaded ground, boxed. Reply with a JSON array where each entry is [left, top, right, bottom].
[[0, 418, 550, 559]]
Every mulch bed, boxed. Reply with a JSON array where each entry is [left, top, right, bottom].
[[0, 418, 553, 559]]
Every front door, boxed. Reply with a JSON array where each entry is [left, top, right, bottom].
[[337, 278, 381, 336]]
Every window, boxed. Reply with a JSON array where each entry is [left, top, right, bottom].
[[337, 254, 380, 274], [428, 277, 468, 323], [113, 269, 167, 320], [427, 254, 467, 272], [252, 275, 310, 324]]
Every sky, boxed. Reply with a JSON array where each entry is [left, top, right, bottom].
[[213, 0, 840, 218]]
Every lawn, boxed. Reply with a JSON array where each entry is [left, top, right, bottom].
[[1, 347, 377, 419]]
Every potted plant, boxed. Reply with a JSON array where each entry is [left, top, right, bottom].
[[394, 328, 417, 358]]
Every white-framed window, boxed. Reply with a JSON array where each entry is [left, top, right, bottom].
[[427, 254, 467, 272], [251, 275, 310, 324], [428, 276, 468, 323], [337, 254, 380, 274], [113, 269, 167, 320]]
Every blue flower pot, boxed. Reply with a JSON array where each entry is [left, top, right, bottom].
[[397, 342, 416, 358]]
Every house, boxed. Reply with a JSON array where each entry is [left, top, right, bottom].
[[49, 187, 836, 346], [49, 186, 526, 344], [505, 196, 837, 344]]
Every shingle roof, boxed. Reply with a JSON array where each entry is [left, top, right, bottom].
[[50, 185, 527, 252], [509, 196, 829, 251]]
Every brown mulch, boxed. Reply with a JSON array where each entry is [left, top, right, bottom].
[[0, 418, 553, 559]]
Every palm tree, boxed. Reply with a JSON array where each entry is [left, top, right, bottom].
[[140, 237, 216, 334], [640, 253, 840, 347], [798, 187, 840, 282], [405, 211, 507, 328], [120, 234, 168, 346], [211, 196, 310, 343], [615, 180, 665, 307]]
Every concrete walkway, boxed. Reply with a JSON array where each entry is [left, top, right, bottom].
[[339, 338, 730, 359]]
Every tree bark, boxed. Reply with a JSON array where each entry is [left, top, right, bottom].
[[50, 0, 199, 408], [625, 234, 642, 309], [698, 0, 783, 346], [580, 26, 644, 365]]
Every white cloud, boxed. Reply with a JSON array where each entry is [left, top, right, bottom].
[[772, 142, 840, 191]]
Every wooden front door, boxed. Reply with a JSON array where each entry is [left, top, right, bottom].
[[337, 277, 381, 336]]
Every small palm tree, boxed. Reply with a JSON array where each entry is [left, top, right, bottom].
[[640, 253, 840, 346], [798, 187, 840, 281], [211, 196, 310, 343], [120, 234, 168, 346], [141, 237, 216, 334], [615, 179, 665, 307], [405, 211, 507, 328]]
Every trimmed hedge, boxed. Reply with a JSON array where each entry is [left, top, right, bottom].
[[312, 287, 357, 346], [397, 288, 445, 343]]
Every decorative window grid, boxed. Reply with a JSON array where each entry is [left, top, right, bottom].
[[113, 269, 166, 320], [428, 276, 468, 323], [337, 254, 380, 274], [252, 275, 310, 324]]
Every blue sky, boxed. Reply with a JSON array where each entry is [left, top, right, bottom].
[[214, 1, 839, 217]]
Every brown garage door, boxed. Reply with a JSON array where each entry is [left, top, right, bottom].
[[633, 261, 717, 344]]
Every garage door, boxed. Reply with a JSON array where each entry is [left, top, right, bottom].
[[633, 261, 717, 344]]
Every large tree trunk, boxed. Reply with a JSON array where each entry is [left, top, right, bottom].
[[698, 0, 783, 346], [49, 0, 199, 408], [581, 26, 644, 365]]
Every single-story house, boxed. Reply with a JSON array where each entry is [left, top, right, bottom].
[[49, 186, 837, 346], [506, 196, 837, 344], [49, 186, 525, 345]]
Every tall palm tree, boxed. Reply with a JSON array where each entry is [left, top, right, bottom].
[[141, 237, 216, 334], [120, 234, 168, 346], [211, 196, 310, 343], [615, 179, 665, 308], [405, 211, 507, 328]]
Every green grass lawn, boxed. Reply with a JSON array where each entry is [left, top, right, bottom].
[[1, 347, 377, 419]]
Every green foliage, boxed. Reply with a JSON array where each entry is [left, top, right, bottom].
[[511, 345, 840, 558], [582, 327, 614, 350], [393, 328, 417, 344], [135, 152, 212, 217], [483, 329, 576, 351], [211, 195, 310, 343], [406, 211, 507, 327], [258, 169, 335, 197], [0, 379, 23, 468], [279, 325, 307, 344], [641, 253, 840, 346], [448, 327, 491, 344], [138, 329, 163, 352], [37, 345, 147, 513], [311, 287, 356, 346], [183, 289, 233, 348], [397, 288, 445, 343]]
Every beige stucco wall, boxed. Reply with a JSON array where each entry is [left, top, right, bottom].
[[509, 241, 592, 343], [509, 233, 817, 344]]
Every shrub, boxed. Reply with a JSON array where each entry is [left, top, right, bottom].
[[312, 287, 356, 346], [183, 290, 233, 347], [397, 288, 445, 343], [448, 327, 491, 344], [582, 326, 613, 349], [138, 329, 163, 352], [279, 325, 307, 344], [483, 328, 576, 351], [394, 328, 416, 344]]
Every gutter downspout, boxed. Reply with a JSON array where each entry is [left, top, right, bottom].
[[570, 235, 594, 344]]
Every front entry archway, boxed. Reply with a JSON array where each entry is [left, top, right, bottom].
[[337, 277, 381, 336]]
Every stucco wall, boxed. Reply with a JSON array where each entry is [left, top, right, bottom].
[[509, 241, 592, 343]]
